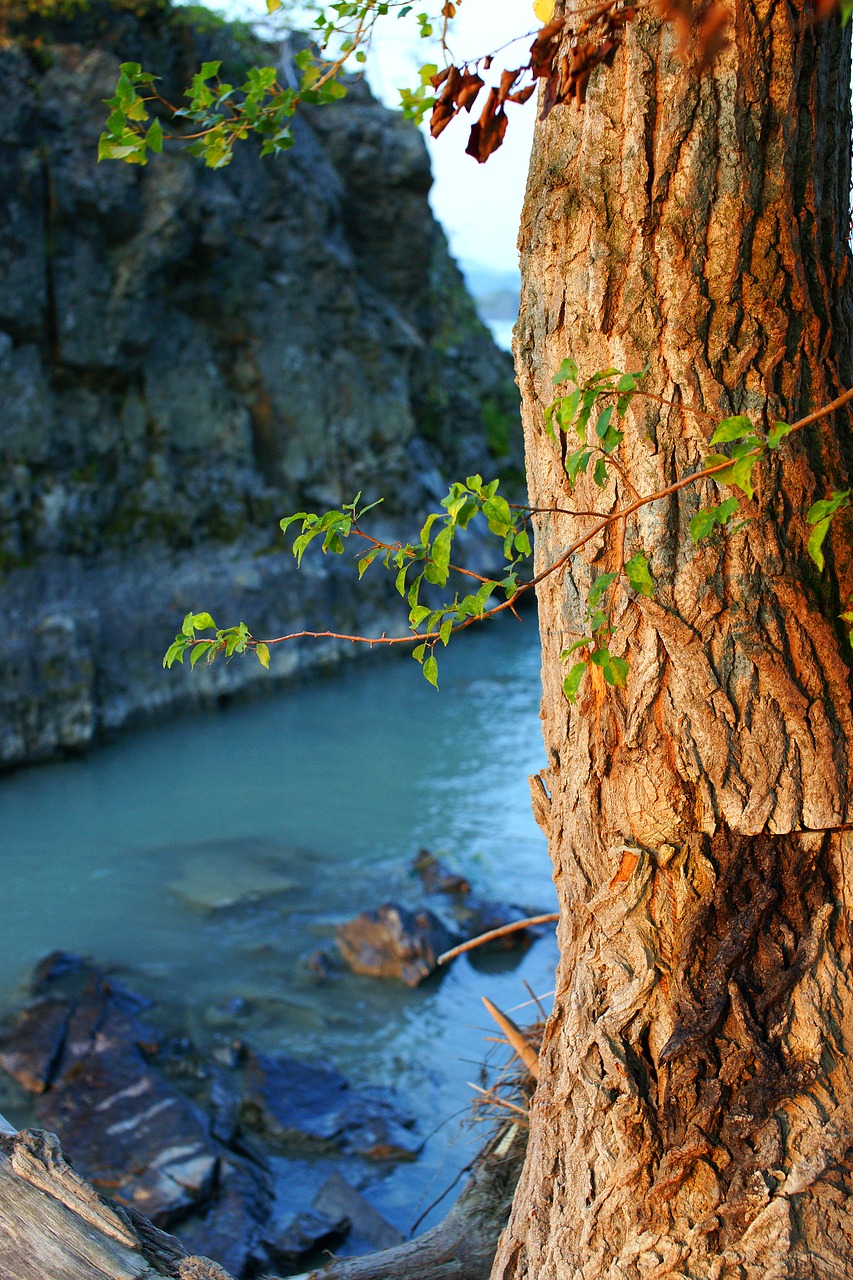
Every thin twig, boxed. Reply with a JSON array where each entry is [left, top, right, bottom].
[[438, 913, 560, 963], [522, 979, 549, 1020], [467, 1083, 530, 1118]]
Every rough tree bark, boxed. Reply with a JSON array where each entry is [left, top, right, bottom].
[[494, 2, 853, 1277]]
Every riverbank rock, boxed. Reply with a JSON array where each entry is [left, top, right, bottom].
[[0, 955, 420, 1277], [0, 3, 520, 770], [240, 1049, 419, 1160], [335, 903, 458, 986]]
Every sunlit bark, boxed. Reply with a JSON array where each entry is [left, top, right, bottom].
[[495, 3, 853, 1274]]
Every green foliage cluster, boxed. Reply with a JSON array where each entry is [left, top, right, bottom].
[[164, 355, 852, 700], [99, 49, 349, 168], [164, 613, 270, 670]]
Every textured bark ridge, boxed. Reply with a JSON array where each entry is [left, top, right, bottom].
[[494, 2, 853, 1276]]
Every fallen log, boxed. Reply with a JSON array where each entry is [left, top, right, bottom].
[[0, 1124, 232, 1280], [0, 1109, 526, 1280]]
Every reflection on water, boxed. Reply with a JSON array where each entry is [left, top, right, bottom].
[[0, 615, 557, 1232]]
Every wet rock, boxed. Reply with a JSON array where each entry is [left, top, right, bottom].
[[306, 949, 340, 979], [313, 1171, 405, 1250], [335, 903, 458, 986], [37, 1045, 219, 1227], [0, 997, 71, 1094], [240, 1050, 419, 1161], [209, 1070, 241, 1145], [413, 848, 471, 896], [30, 950, 90, 993], [176, 1154, 273, 1279], [260, 1207, 349, 1268]]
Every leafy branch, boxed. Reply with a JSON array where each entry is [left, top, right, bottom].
[[163, 367, 853, 698]]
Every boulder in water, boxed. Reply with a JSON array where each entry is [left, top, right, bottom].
[[335, 902, 458, 986]]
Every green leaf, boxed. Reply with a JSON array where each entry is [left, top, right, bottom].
[[439, 616, 453, 645], [807, 517, 832, 571], [482, 495, 512, 536], [561, 638, 590, 659], [804, 490, 848, 572], [591, 647, 629, 688], [190, 639, 214, 668], [563, 661, 587, 704], [430, 525, 453, 585], [616, 373, 636, 393], [395, 564, 409, 596], [588, 572, 617, 610], [552, 357, 579, 385], [163, 639, 186, 668], [410, 604, 431, 627], [412, 643, 426, 663], [555, 388, 581, 432], [689, 495, 739, 542], [146, 118, 163, 153], [593, 457, 609, 488], [600, 425, 625, 455], [192, 612, 216, 630], [807, 489, 850, 525], [357, 547, 382, 578], [280, 511, 311, 534], [420, 511, 440, 545], [514, 529, 532, 557], [624, 551, 654, 597], [767, 420, 792, 449], [708, 453, 757, 499], [256, 642, 271, 669], [423, 655, 439, 689], [566, 448, 591, 485], [595, 404, 614, 440], [709, 415, 753, 445], [181, 612, 195, 638]]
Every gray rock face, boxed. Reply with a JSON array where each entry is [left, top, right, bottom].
[[0, 3, 520, 768]]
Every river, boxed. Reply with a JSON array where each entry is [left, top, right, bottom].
[[0, 614, 556, 1240]]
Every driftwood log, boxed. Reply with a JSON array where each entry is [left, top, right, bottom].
[[0, 1112, 527, 1280]]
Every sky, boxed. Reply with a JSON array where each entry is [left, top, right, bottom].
[[175, 0, 537, 275]]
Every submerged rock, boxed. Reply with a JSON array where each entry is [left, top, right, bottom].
[[240, 1049, 419, 1161], [413, 848, 471, 896], [313, 1171, 405, 1251], [335, 903, 458, 986], [260, 1206, 349, 1269], [167, 843, 300, 913]]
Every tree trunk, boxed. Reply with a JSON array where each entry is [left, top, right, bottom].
[[494, 2, 853, 1276]]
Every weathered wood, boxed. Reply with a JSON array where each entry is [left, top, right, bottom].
[[0, 1127, 234, 1280]]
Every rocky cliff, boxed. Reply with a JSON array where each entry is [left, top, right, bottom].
[[0, 2, 520, 768]]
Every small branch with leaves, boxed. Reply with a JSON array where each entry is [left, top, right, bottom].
[[163, 361, 853, 704]]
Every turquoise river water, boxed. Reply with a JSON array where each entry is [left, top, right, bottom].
[[0, 615, 557, 1237]]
